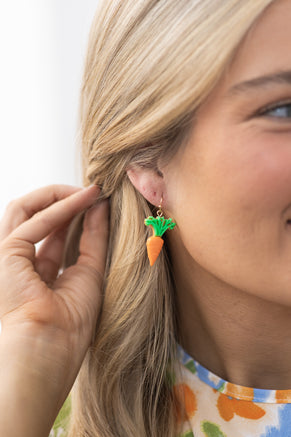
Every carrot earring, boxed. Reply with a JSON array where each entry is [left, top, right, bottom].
[[144, 195, 176, 266]]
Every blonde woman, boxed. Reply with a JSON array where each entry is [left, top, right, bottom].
[[1, 0, 291, 435]]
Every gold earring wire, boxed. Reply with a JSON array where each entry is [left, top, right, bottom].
[[156, 195, 163, 217]]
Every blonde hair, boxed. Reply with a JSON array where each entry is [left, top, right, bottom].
[[63, 1, 274, 436]]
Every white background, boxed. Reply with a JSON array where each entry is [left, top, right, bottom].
[[0, 0, 99, 219]]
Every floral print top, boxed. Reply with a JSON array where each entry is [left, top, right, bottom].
[[173, 342, 291, 437], [51, 342, 291, 437]]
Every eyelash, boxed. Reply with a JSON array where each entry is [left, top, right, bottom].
[[257, 100, 291, 118]]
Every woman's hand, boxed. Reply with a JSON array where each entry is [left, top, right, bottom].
[[0, 184, 109, 436]]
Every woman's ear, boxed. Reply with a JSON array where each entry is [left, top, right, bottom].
[[126, 165, 166, 207]]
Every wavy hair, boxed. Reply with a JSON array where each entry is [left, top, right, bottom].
[[62, 1, 274, 436]]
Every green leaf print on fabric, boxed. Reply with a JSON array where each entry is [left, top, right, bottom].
[[52, 394, 72, 435], [217, 382, 226, 392], [185, 360, 197, 374], [179, 431, 195, 437], [201, 421, 227, 437]]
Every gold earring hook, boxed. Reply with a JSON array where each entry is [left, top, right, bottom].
[[156, 194, 163, 217]]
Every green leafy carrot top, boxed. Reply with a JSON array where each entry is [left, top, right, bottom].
[[144, 216, 176, 237]]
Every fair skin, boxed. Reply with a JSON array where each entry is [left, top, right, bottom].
[[128, 0, 291, 389], [0, 185, 109, 436]]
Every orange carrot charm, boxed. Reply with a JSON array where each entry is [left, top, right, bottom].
[[144, 206, 176, 266]]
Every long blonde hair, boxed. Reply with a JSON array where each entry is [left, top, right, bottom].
[[63, 1, 274, 436]]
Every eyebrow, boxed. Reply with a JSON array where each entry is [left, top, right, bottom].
[[227, 70, 291, 96]]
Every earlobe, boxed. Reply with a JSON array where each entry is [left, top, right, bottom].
[[126, 166, 166, 207]]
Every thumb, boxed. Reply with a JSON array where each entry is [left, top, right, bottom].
[[54, 199, 110, 327], [77, 198, 110, 276]]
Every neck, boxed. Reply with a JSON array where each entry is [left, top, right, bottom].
[[168, 236, 291, 390]]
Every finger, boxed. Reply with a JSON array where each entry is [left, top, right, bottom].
[[5, 186, 100, 252], [54, 199, 110, 306], [0, 184, 84, 241], [77, 199, 110, 275], [34, 220, 70, 286]]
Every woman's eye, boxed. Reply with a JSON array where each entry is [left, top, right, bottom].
[[261, 103, 291, 118]]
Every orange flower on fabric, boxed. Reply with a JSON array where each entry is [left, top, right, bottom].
[[217, 393, 266, 422], [226, 382, 254, 401], [173, 383, 197, 423], [275, 389, 291, 403]]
